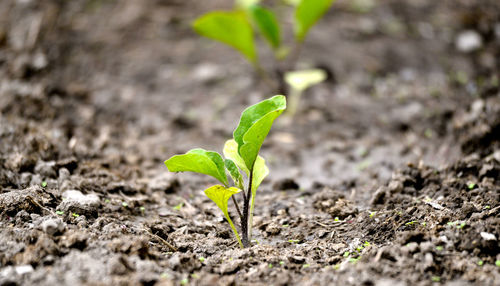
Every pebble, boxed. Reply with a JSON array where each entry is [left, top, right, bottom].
[[57, 190, 100, 218], [455, 30, 482, 53], [41, 218, 65, 235], [480, 232, 496, 241]]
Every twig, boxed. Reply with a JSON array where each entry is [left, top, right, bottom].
[[144, 229, 178, 252]]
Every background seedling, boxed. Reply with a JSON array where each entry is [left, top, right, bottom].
[[165, 95, 286, 248], [192, 0, 335, 101]]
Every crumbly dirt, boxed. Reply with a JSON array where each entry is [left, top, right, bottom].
[[0, 0, 499, 285]]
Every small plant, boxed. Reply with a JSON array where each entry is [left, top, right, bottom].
[[192, 0, 333, 100], [165, 95, 286, 248]]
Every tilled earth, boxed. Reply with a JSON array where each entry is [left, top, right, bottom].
[[0, 0, 499, 285]]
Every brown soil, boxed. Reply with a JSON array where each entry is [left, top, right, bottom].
[[0, 0, 499, 285]]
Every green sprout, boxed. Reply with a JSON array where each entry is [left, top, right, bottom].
[[288, 239, 300, 244], [56, 210, 64, 215], [477, 260, 484, 266], [284, 69, 327, 116], [41, 181, 47, 188], [436, 246, 444, 251], [369, 211, 376, 218], [467, 183, 476, 190], [343, 251, 350, 258], [173, 202, 184, 211], [121, 202, 128, 208], [268, 263, 273, 268], [496, 260, 500, 267], [199, 257, 206, 263], [431, 276, 441, 282], [180, 278, 188, 285], [302, 264, 310, 268], [279, 261, 285, 266], [192, 0, 334, 96], [405, 221, 419, 226], [72, 213, 80, 218], [165, 96, 286, 248]]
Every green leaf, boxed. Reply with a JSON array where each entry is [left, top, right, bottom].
[[235, 0, 260, 9], [251, 155, 268, 191], [165, 148, 228, 186], [295, 0, 335, 42], [283, 0, 301, 6], [233, 95, 286, 170], [285, 69, 327, 91], [250, 5, 281, 49], [204, 185, 244, 248], [224, 159, 243, 187], [204, 185, 241, 216], [223, 139, 250, 176], [193, 11, 256, 63]]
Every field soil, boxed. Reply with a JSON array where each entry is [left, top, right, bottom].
[[1, 0, 499, 285]]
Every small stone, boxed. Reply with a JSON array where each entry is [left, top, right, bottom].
[[41, 218, 65, 235], [57, 190, 100, 218], [480, 232, 497, 241], [14, 265, 34, 275], [455, 30, 482, 53]]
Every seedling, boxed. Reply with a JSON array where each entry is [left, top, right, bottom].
[[165, 95, 286, 248], [192, 0, 334, 100]]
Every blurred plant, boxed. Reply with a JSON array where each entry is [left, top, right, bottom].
[[165, 95, 286, 248], [192, 0, 334, 101]]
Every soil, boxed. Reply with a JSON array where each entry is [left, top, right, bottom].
[[1, 0, 499, 285]]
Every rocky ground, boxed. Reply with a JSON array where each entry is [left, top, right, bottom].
[[0, 0, 499, 285]]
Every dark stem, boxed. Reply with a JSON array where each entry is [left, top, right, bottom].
[[231, 196, 242, 220], [240, 169, 253, 248]]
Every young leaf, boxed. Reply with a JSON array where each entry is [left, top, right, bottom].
[[283, 0, 301, 6], [236, 0, 261, 9], [165, 148, 228, 186], [251, 155, 269, 191], [193, 11, 256, 63], [204, 185, 244, 248], [248, 155, 269, 240], [224, 159, 243, 187], [223, 139, 250, 176], [233, 95, 286, 170], [295, 0, 335, 42], [285, 69, 327, 92], [250, 5, 281, 50]]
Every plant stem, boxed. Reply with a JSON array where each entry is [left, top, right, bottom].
[[253, 62, 279, 93], [240, 169, 253, 248], [285, 88, 302, 117], [232, 196, 243, 220], [225, 212, 244, 249]]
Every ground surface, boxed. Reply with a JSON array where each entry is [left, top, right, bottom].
[[0, 0, 499, 285]]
